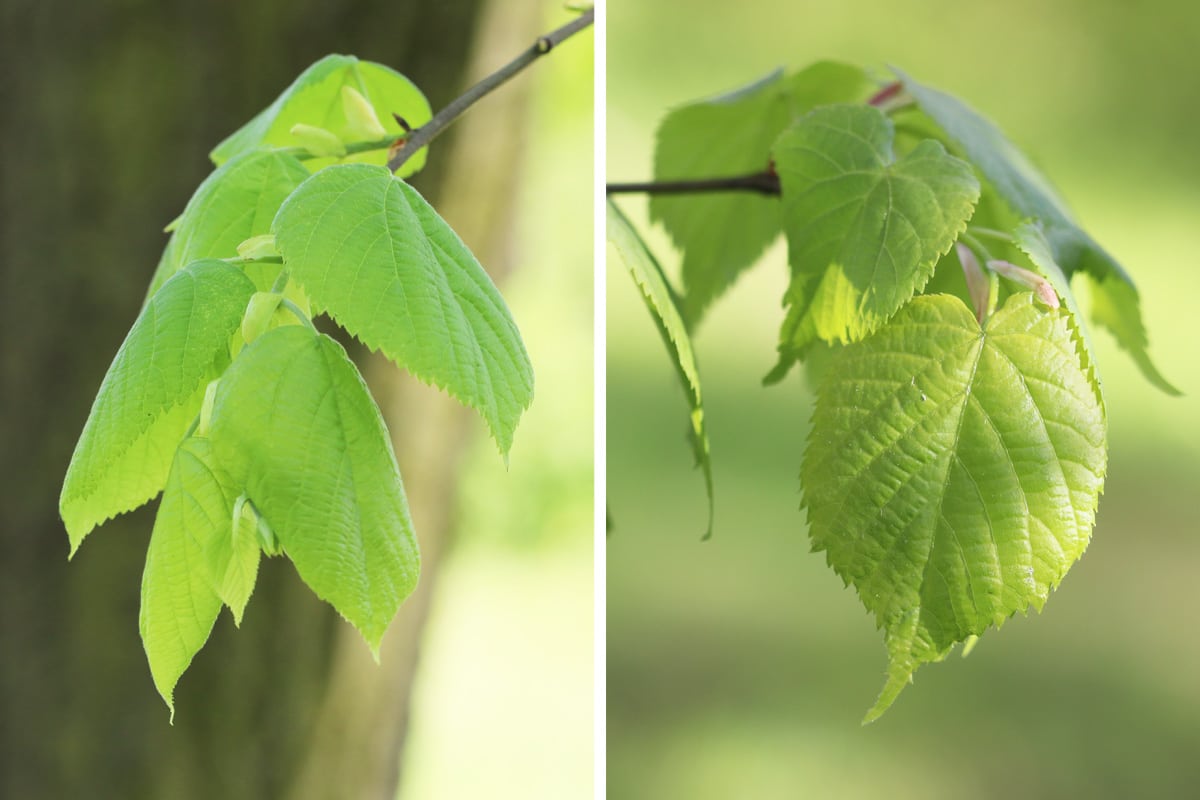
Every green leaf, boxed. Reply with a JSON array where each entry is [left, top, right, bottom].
[[1013, 220, 1104, 410], [140, 438, 228, 718], [897, 69, 1178, 395], [774, 104, 979, 353], [272, 164, 533, 455], [220, 498, 263, 627], [146, 150, 310, 298], [211, 54, 431, 178], [802, 293, 1106, 722], [651, 62, 872, 323], [208, 325, 420, 653], [607, 199, 713, 539], [60, 261, 257, 554]]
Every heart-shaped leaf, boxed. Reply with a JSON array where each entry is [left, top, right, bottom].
[[651, 62, 872, 323], [272, 164, 534, 455], [208, 325, 419, 654], [774, 104, 979, 356], [802, 292, 1106, 721]]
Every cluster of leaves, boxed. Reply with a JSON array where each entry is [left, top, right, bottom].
[[60, 55, 534, 717], [609, 61, 1176, 720]]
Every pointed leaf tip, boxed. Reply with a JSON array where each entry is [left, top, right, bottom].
[[273, 164, 533, 454], [803, 293, 1105, 718]]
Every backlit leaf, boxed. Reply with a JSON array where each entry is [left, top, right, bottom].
[[272, 164, 534, 455], [802, 293, 1106, 721], [140, 438, 229, 718], [210, 54, 431, 177], [146, 150, 309, 298], [60, 261, 257, 554], [651, 62, 872, 323], [208, 325, 419, 653], [774, 104, 979, 353], [897, 69, 1178, 394]]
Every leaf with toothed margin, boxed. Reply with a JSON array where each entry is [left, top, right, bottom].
[[210, 54, 432, 177], [896, 68, 1178, 395], [272, 163, 534, 455], [772, 104, 980, 366], [801, 293, 1106, 722], [145, 150, 310, 299], [608, 199, 713, 539], [60, 261, 257, 555], [208, 325, 420, 655], [651, 62, 873, 324], [140, 437, 234, 719]]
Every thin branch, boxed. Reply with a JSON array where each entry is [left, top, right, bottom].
[[386, 6, 594, 172], [606, 170, 781, 197]]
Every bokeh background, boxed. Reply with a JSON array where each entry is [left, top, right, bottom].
[[607, 1, 1200, 797], [0, 1, 591, 798]]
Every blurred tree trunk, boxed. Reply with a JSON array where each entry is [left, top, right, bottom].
[[0, 0, 535, 797]]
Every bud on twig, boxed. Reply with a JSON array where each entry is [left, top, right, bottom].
[[289, 123, 346, 158], [341, 86, 387, 140], [987, 260, 1060, 309]]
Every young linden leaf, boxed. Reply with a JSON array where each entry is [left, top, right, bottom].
[[207, 325, 420, 654], [651, 62, 872, 324], [140, 438, 231, 719], [210, 54, 431, 178], [773, 104, 979, 354], [802, 293, 1106, 722], [607, 199, 713, 539], [145, 150, 310, 298], [896, 68, 1178, 395], [60, 261, 257, 554], [272, 163, 534, 456]]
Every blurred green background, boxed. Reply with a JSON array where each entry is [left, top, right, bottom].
[[607, 1, 1200, 797]]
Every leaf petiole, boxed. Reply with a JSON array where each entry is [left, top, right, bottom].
[[278, 298, 317, 331]]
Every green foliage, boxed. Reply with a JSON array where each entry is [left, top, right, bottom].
[[62, 55, 530, 715], [272, 164, 534, 455], [773, 104, 979, 356], [651, 62, 872, 324], [211, 54, 431, 177], [803, 293, 1105, 721], [607, 199, 712, 538], [618, 63, 1175, 719], [897, 69, 1178, 395], [61, 260, 256, 553]]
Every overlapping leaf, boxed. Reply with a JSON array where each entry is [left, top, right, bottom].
[[773, 104, 979, 356], [896, 69, 1178, 394], [802, 293, 1106, 721], [607, 199, 713, 538], [272, 164, 534, 455], [208, 325, 420, 653], [211, 54, 431, 177], [146, 150, 310, 298], [140, 437, 236, 718], [60, 261, 256, 553], [651, 62, 872, 323]]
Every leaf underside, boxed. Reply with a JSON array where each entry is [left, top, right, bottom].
[[802, 293, 1106, 721], [272, 163, 534, 455], [608, 199, 713, 539]]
